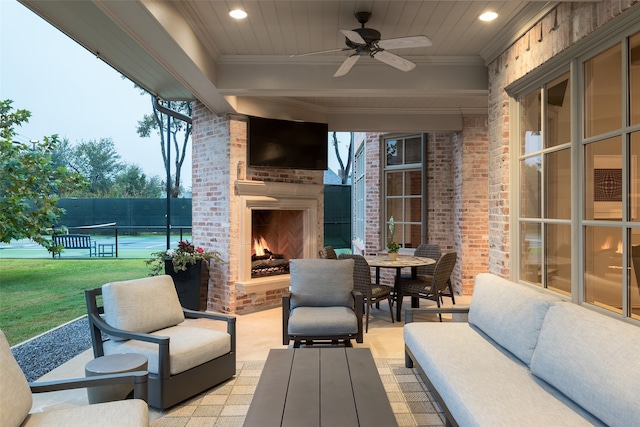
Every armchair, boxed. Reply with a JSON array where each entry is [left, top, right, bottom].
[[1, 329, 148, 427], [85, 275, 236, 409], [282, 258, 363, 347]]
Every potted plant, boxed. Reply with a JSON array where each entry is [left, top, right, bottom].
[[147, 240, 224, 310], [387, 216, 400, 261]]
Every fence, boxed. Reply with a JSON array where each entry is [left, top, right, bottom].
[[56, 190, 352, 253]]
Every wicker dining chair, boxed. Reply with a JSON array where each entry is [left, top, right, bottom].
[[338, 253, 394, 332], [402, 243, 441, 279], [400, 252, 457, 321], [318, 245, 338, 259]]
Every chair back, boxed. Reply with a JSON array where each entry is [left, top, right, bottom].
[[0, 330, 32, 427], [101, 275, 185, 340], [338, 254, 372, 295], [431, 252, 457, 294], [318, 246, 338, 259], [289, 258, 354, 309], [415, 243, 441, 276]]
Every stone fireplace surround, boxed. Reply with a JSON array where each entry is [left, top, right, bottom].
[[234, 179, 323, 296]]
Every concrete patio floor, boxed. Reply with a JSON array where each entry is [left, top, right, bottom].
[[28, 295, 470, 421]]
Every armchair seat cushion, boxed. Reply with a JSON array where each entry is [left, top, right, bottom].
[[22, 400, 148, 427], [288, 306, 358, 336], [104, 325, 231, 375]]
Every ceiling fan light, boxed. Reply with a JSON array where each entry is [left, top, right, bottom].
[[479, 11, 498, 22], [229, 9, 247, 20]]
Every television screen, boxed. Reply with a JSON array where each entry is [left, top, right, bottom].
[[247, 116, 328, 170]]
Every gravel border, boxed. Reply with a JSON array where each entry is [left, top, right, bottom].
[[10, 316, 92, 382]]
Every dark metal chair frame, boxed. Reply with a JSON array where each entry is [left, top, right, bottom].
[[282, 291, 364, 348], [339, 253, 394, 332], [85, 287, 236, 409]]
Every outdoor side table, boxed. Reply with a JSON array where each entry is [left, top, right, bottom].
[[85, 353, 148, 403], [98, 243, 115, 257]]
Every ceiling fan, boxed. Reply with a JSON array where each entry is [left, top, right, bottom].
[[292, 11, 432, 77]]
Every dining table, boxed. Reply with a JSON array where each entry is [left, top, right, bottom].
[[364, 255, 436, 321]]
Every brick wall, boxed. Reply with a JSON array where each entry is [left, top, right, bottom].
[[362, 129, 488, 295], [454, 117, 489, 295], [192, 107, 323, 313], [486, 0, 638, 277]]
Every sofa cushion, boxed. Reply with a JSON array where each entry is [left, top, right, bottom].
[[104, 324, 230, 375], [0, 330, 32, 427], [289, 258, 354, 310], [102, 275, 185, 341], [531, 302, 640, 427], [468, 273, 560, 365], [22, 399, 148, 427], [288, 306, 358, 336], [404, 322, 600, 426]]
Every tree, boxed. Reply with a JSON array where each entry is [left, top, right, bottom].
[[331, 131, 354, 184], [69, 138, 124, 196], [113, 165, 163, 197], [136, 95, 192, 197], [0, 100, 85, 253]]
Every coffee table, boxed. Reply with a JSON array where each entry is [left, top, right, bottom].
[[244, 348, 397, 427]]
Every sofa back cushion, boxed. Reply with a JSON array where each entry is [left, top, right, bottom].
[[0, 330, 32, 427], [289, 258, 354, 310], [103, 275, 185, 340], [531, 302, 640, 426], [468, 273, 560, 366]]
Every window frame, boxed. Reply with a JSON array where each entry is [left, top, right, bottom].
[[510, 16, 640, 323]]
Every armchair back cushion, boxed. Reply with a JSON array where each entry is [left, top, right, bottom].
[[289, 258, 354, 310], [468, 273, 560, 366], [0, 330, 32, 427], [102, 275, 185, 341]]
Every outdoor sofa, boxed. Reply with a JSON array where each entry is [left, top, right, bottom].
[[404, 272, 640, 427]]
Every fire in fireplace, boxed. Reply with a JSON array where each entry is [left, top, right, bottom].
[[251, 236, 290, 277], [250, 209, 304, 278]]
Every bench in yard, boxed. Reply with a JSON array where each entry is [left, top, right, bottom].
[[52, 234, 96, 257]]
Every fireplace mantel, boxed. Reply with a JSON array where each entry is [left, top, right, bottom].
[[234, 179, 322, 296], [235, 180, 323, 198]]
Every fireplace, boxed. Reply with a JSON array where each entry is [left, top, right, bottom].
[[235, 180, 323, 295], [251, 210, 304, 277]]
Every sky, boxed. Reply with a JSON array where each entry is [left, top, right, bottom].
[[1, 1, 350, 192]]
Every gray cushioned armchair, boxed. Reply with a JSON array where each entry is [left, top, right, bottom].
[[85, 275, 236, 409], [1, 329, 149, 427], [282, 258, 363, 347]]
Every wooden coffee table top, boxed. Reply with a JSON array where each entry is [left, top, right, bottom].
[[244, 347, 397, 427]]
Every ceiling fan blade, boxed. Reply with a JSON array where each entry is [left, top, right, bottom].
[[334, 55, 360, 77], [372, 50, 416, 72], [290, 47, 352, 58], [377, 35, 432, 50], [340, 29, 366, 45]]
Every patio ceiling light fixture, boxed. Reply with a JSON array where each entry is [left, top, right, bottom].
[[229, 9, 248, 20], [479, 11, 498, 22]]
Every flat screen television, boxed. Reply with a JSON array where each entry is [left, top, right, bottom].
[[247, 116, 328, 170]]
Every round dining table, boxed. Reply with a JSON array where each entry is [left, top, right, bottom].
[[364, 255, 436, 321]]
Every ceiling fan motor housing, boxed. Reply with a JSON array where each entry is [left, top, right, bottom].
[[346, 27, 381, 49]]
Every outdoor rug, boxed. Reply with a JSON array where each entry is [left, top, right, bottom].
[[150, 358, 445, 427]]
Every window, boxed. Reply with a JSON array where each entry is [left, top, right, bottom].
[[517, 28, 640, 320], [383, 135, 423, 248], [354, 144, 365, 244], [518, 72, 572, 295]]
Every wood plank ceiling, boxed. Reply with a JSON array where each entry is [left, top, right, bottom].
[[19, 0, 562, 131]]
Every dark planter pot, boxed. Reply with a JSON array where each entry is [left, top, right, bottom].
[[164, 259, 204, 311]]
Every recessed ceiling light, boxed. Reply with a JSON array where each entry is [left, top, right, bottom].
[[479, 11, 498, 22], [229, 9, 247, 20]]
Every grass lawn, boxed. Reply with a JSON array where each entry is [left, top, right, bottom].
[[0, 259, 151, 346]]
